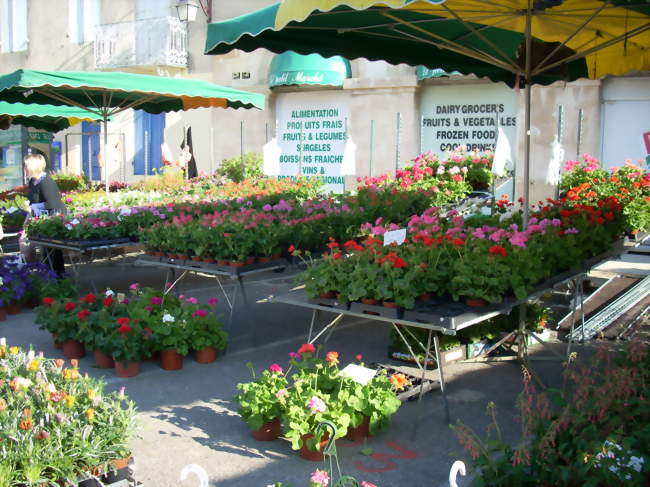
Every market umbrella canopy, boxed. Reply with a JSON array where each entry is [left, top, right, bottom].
[[205, 0, 650, 86], [0, 69, 265, 115], [0, 101, 105, 132]]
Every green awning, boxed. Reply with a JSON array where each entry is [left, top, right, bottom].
[[416, 66, 462, 81], [269, 52, 351, 87], [0, 101, 105, 132]]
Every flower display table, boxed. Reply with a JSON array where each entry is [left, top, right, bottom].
[[135, 255, 289, 351], [272, 239, 631, 424]]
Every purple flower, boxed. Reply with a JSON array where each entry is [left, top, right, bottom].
[[564, 227, 579, 234], [262, 204, 273, 212]]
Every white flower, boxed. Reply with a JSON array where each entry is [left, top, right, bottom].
[[162, 313, 175, 323], [65, 224, 73, 230], [119, 207, 132, 216], [70, 218, 80, 225], [0, 337, 5, 346], [105, 289, 115, 297]]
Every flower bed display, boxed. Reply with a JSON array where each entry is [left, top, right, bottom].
[[35, 285, 227, 376], [235, 346, 403, 457], [297, 192, 625, 309], [0, 340, 136, 486]]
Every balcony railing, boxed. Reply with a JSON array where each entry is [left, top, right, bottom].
[[95, 17, 188, 70]]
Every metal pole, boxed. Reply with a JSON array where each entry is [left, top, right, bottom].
[[522, 0, 532, 228], [432, 333, 451, 424], [556, 105, 564, 199], [64, 134, 69, 173], [298, 121, 303, 178], [395, 112, 402, 171], [87, 134, 92, 184], [144, 129, 149, 180], [576, 108, 584, 160], [491, 112, 499, 215], [103, 117, 109, 194], [210, 126, 215, 175], [369, 120, 375, 177], [240, 120, 244, 179], [343, 117, 348, 192]]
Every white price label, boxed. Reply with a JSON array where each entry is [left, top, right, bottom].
[[340, 363, 377, 385], [383, 228, 406, 246]]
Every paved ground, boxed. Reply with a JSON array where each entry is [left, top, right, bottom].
[[0, 256, 578, 487]]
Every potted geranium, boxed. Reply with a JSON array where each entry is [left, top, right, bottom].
[[150, 309, 190, 371], [234, 362, 289, 441], [186, 298, 227, 364], [107, 317, 144, 377]]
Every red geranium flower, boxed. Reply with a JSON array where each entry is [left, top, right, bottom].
[[83, 293, 97, 304], [116, 317, 130, 326], [103, 297, 113, 307], [392, 257, 407, 269], [288, 244, 296, 253], [489, 245, 508, 257], [297, 343, 316, 355], [77, 309, 91, 320], [118, 324, 132, 335], [63, 302, 76, 312], [42, 297, 54, 306]]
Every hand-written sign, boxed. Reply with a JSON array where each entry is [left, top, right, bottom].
[[276, 91, 350, 193], [420, 84, 517, 155], [340, 363, 377, 385], [383, 228, 407, 247]]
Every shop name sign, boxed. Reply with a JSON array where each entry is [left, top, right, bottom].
[[270, 71, 326, 85]]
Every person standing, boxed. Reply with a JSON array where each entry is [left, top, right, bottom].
[[23, 153, 66, 275]]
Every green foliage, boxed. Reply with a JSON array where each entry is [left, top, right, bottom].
[[217, 152, 263, 183], [52, 172, 88, 192]]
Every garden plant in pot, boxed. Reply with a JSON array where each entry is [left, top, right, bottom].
[[107, 317, 144, 378], [234, 362, 288, 441], [186, 298, 227, 364]]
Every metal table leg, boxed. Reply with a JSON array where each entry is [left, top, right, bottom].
[[433, 333, 451, 424]]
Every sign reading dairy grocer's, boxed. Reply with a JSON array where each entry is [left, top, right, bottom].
[[420, 84, 517, 155]]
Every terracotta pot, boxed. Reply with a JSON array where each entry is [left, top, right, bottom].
[[346, 416, 370, 442], [52, 332, 62, 349], [271, 254, 281, 260], [160, 349, 183, 371], [153, 251, 164, 257], [245, 257, 256, 265], [258, 256, 271, 263], [417, 292, 433, 301], [318, 291, 336, 299], [24, 300, 40, 309], [6, 302, 20, 314], [217, 259, 229, 266], [300, 433, 331, 462], [94, 349, 115, 369], [465, 297, 488, 308], [361, 298, 379, 305], [251, 418, 281, 441], [0, 307, 6, 322], [194, 346, 218, 364], [115, 360, 140, 378], [191, 256, 203, 262], [111, 457, 131, 470], [105, 457, 130, 483], [62, 339, 86, 359], [177, 255, 190, 260], [229, 261, 245, 268], [382, 301, 400, 309], [202, 257, 216, 263]]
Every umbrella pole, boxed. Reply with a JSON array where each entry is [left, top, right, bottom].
[[103, 115, 109, 195], [522, 0, 533, 229]]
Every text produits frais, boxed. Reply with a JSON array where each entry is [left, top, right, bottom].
[[286, 120, 344, 130]]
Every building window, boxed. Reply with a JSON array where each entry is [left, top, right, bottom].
[[81, 121, 101, 181], [134, 111, 165, 176], [1, 0, 28, 53], [68, 0, 100, 44]]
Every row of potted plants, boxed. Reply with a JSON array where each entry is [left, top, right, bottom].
[[298, 193, 625, 309], [235, 345, 405, 461], [0, 340, 136, 486], [35, 285, 227, 377]]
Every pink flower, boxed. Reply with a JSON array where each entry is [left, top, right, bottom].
[[186, 297, 198, 305], [361, 482, 378, 487], [268, 363, 283, 374], [150, 296, 162, 305], [289, 352, 300, 359], [275, 388, 288, 399], [208, 297, 218, 307], [192, 309, 208, 318], [307, 395, 326, 413], [129, 283, 140, 291], [509, 232, 528, 248], [310, 470, 330, 487]]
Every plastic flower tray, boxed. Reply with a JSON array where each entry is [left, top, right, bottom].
[[350, 301, 403, 319], [371, 363, 438, 402], [306, 296, 350, 311]]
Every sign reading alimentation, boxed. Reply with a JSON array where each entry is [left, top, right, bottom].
[[420, 84, 517, 155], [275, 91, 349, 193]]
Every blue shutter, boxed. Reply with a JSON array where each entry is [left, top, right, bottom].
[[81, 121, 101, 181], [51, 141, 62, 172], [134, 110, 165, 176]]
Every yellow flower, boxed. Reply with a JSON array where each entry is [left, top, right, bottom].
[[85, 408, 95, 422], [87, 389, 97, 401], [64, 394, 76, 408], [27, 359, 40, 373], [9, 346, 20, 355], [0, 345, 5, 358], [62, 368, 80, 380]]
